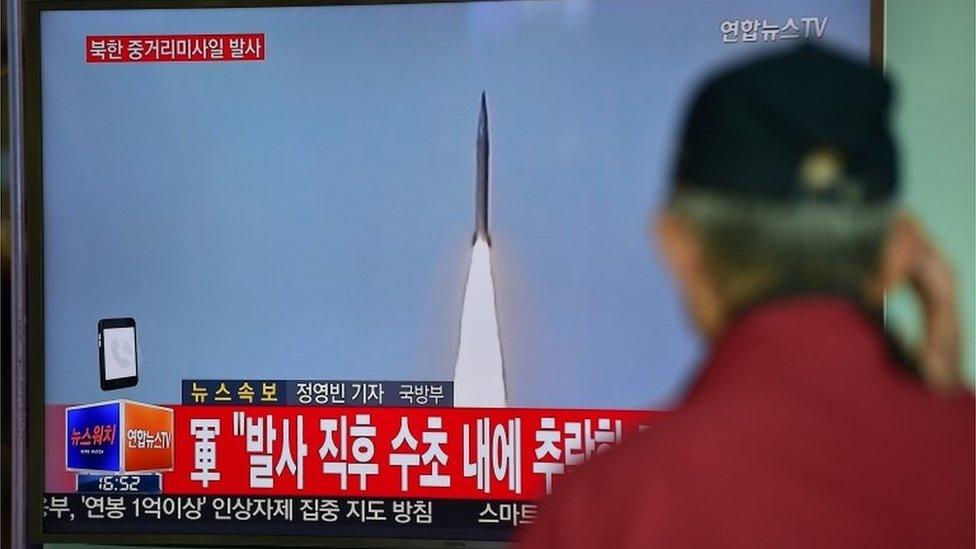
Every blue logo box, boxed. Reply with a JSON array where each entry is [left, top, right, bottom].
[[65, 402, 122, 472]]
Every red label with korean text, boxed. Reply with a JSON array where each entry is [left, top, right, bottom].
[[163, 406, 665, 501], [86, 34, 265, 63]]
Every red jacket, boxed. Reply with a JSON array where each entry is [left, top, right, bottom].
[[518, 297, 975, 548]]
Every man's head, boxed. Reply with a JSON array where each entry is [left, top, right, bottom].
[[656, 44, 923, 339]]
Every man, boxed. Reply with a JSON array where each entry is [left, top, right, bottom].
[[518, 44, 974, 548]]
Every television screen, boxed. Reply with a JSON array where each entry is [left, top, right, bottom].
[[32, 0, 876, 544]]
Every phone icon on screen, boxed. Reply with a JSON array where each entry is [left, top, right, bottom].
[[98, 318, 139, 390], [111, 338, 134, 370]]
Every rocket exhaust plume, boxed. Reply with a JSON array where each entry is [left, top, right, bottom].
[[453, 93, 507, 407]]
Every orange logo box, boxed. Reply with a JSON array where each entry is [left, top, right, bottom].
[[122, 401, 174, 473]]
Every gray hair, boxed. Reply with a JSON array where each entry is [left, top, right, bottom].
[[670, 189, 895, 311]]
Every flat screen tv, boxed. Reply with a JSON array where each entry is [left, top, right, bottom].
[[11, 0, 881, 544]]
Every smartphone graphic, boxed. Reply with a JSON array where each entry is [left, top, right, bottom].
[[98, 318, 139, 390]]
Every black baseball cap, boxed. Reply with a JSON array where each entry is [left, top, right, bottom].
[[673, 43, 898, 204]]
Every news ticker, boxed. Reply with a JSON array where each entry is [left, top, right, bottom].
[[56, 392, 665, 540], [43, 494, 535, 540], [63, 402, 665, 500]]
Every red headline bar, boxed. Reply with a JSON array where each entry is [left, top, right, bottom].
[[164, 406, 665, 501], [86, 34, 265, 63]]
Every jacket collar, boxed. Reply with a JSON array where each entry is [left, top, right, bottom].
[[682, 295, 911, 403]]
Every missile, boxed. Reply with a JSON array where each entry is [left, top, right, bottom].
[[474, 92, 490, 245], [453, 92, 507, 407]]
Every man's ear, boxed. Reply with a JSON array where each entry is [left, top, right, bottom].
[[653, 210, 725, 338], [655, 211, 703, 282]]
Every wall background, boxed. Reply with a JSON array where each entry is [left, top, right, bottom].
[[43, 0, 975, 547], [886, 0, 975, 386]]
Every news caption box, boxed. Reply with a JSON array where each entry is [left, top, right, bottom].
[[181, 379, 453, 407], [66, 400, 174, 473]]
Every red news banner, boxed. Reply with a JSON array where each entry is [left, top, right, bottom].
[[86, 34, 265, 63], [165, 407, 665, 500]]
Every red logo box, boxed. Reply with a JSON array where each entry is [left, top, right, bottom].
[[122, 401, 174, 473]]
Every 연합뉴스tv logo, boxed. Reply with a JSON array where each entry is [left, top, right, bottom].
[[66, 400, 174, 473]]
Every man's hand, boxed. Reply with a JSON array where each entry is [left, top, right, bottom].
[[902, 218, 961, 392]]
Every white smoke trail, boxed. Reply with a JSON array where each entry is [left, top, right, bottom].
[[452, 238, 507, 407]]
